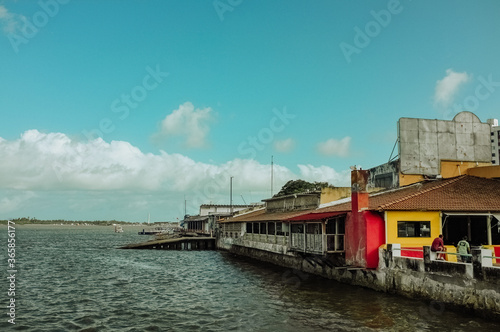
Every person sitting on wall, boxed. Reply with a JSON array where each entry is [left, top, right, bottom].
[[431, 234, 447, 260], [457, 236, 471, 263]]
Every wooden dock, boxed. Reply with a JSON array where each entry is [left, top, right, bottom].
[[120, 237, 216, 250]]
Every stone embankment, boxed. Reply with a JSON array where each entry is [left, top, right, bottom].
[[219, 238, 500, 320]]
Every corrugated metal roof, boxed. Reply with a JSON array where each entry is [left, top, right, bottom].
[[220, 209, 315, 223], [287, 211, 347, 221]]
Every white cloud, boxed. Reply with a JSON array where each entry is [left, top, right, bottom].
[[0, 130, 349, 192], [156, 101, 215, 148], [434, 69, 470, 107], [273, 138, 295, 153], [317, 137, 351, 157], [0, 5, 24, 34], [0, 130, 350, 220]]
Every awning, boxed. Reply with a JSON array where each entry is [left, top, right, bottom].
[[287, 211, 347, 222], [443, 212, 499, 217]]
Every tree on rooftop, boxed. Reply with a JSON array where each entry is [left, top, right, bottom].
[[273, 179, 335, 197]]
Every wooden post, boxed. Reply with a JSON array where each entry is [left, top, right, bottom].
[[487, 215, 492, 246], [303, 223, 307, 253]]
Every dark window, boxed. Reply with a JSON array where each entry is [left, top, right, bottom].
[[253, 223, 259, 234], [338, 219, 345, 234], [374, 173, 393, 188], [291, 224, 303, 233], [397, 221, 431, 237], [326, 217, 346, 234], [306, 223, 320, 234], [326, 221, 335, 234], [260, 222, 267, 235], [276, 222, 284, 236], [268, 222, 275, 235], [246, 223, 252, 233]]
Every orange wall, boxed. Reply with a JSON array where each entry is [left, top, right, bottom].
[[440, 160, 491, 178], [466, 165, 500, 178], [399, 174, 425, 187], [398, 161, 493, 187]]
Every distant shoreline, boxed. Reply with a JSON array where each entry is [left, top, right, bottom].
[[0, 220, 179, 226]]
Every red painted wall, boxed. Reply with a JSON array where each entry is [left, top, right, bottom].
[[364, 211, 385, 269], [345, 208, 385, 268], [346, 170, 385, 269], [345, 212, 366, 267]]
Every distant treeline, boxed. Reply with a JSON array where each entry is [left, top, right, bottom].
[[0, 218, 176, 226]]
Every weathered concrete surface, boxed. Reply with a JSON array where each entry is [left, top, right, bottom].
[[219, 239, 500, 321], [121, 237, 215, 249]]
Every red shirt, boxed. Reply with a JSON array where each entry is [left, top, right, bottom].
[[431, 237, 444, 251]]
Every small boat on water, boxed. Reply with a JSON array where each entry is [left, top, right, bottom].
[[114, 224, 124, 233]]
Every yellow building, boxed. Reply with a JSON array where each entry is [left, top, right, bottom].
[[314, 174, 500, 261]]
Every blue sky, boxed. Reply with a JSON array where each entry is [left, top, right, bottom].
[[1, 0, 499, 222]]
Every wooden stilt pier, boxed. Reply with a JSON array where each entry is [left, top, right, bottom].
[[120, 237, 215, 250]]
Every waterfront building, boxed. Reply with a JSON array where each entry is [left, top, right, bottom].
[[217, 188, 355, 265], [183, 204, 257, 234], [218, 169, 500, 269]]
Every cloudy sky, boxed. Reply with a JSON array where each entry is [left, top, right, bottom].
[[1, 0, 499, 222]]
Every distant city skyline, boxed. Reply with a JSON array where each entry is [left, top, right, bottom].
[[1, 0, 499, 221]]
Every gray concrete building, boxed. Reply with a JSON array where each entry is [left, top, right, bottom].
[[489, 118, 500, 165], [368, 111, 494, 189]]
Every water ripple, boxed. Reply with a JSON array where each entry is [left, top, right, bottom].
[[0, 225, 499, 331]]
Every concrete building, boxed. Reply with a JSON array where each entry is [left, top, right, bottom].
[[489, 118, 500, 165], [183, 204, 257, 234], [368, 111, 493, 189]]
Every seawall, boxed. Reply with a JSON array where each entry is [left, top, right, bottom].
[[217, 238, 500, 321]]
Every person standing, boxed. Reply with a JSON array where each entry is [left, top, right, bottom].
[[431, 234, 446, 260], [457, 236, 471, 263]]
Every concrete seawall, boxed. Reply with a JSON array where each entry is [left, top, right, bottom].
[[218, 238, 500, 320]]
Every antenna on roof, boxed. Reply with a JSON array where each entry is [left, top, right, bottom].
[[388, 137, 399, 162], [230, 176, 234, 214]]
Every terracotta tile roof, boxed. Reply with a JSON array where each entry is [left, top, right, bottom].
[[316, 175, 500, 213], [377, 175, 500, 211]]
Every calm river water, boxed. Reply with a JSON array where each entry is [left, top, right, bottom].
[[0, 224, 499, 331]]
